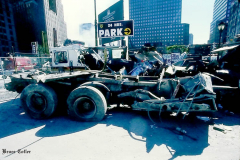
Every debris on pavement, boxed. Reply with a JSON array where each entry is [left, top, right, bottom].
[[150, 124, 158, 129], [163, 126, 197, 141], [175, 127, 187, 134], [196, 116, 211, 122], [217, 104, 223, 110], [213, 124, 233, 134], [223, 125, 233, 131], [224, 110, 235, 116]]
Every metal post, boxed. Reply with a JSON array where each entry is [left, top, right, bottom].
[[0, 59, 6, 89], [122, 0, 124, 47], [70, 60, 73, 74], [234, 1, 240, 36], [12, 46, 14, 55], [120, 37, 122, 47], [42, 31, 45, 53], [94, 0, 98, 47], [12, 46, 17, 73], [219, 31, 222, 48]]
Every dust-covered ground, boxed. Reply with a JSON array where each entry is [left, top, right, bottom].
[[0, 79, 240, 160], [0, 78, 19, 102]]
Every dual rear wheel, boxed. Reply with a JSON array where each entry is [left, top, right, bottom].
[[20, 84, 58, 119], [67, 86, 107, 122], [20, 84, 107, 121]]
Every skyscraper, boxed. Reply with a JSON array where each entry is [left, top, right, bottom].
[[44, 0, 67, 48], [0, 0, 18, 57], [189, 33, 193, 45], [10, 0, 67, 53], [227, 0, 240, 42], [208, 0, 233, 44], [129, 0, 189, 48]]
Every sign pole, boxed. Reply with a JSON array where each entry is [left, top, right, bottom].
[[94, 0, 98, 47], [0, 59, 6, 89]]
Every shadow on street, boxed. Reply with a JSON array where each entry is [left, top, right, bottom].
[[0, 99, 240, 159]]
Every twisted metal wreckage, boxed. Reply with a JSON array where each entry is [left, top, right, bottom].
[[4, 46, 218, 122]]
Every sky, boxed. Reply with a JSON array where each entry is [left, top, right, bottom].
[[61, 0, 215, 45]]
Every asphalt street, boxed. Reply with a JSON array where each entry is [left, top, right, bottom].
[[0, 78, 240, 160], [0, 78, 18, 103]]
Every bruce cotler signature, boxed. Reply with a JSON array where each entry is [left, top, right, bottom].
[[2, 149, 31, 155]]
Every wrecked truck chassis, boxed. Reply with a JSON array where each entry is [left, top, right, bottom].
[[5, 71, 217, 121]]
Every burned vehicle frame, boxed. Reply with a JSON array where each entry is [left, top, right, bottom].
[[166, 43, 240, 112], [5, 66, 217, 122]]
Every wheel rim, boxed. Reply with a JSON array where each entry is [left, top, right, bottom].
[[73, 97, 97, 119], [28, 93, 47, 113]]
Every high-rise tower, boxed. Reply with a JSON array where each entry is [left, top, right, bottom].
[[0, 0, 18, 56], [10, 0, 67, 52], [129, 0, 189, 48], [208, 0, 233, 44]]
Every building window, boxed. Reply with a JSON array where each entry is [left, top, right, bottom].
[[6, 12, 10, 17], [49, 0, 57, 14], [54, 51, 68, 63]]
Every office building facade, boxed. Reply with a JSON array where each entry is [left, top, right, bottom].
[[208, 0, 233, 44], [189, 33, 193, 45], [227, 0, 240, 42], [44, 0, 67, 48], [10, 0, 67, 53], [0, 0, 18, 57], [129, 0, 189, 48]]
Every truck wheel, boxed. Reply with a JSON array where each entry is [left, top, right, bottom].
[[67, 86, 107, 122], [20, 84, 58, 119], [80, 82, 111, 103]]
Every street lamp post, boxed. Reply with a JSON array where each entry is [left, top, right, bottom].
[[218, 22, 226, 48]]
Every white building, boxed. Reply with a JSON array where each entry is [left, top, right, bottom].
[[44, 0, 67, 47], [12, 0, 67, 52]]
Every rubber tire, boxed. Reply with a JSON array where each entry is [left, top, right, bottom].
[[80, 82, 111, 104], [20, 84, 58, 119], [67, 86, 107, 122]]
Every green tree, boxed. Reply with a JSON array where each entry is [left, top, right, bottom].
[[42, 31, 49, 54], [37, 45, 50, 67], [37, 45, 44, 56], [166, 45, 188, 54], [64, 39, 72, 46]]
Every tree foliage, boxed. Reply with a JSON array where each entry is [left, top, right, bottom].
[[37, 45, 44, 55], [64, 39, 72, 46], [37, 45, 50, 56], [166, 45, 188, 54]]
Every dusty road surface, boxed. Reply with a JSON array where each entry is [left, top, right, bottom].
[[0, 78, 18, 103], [0, 79, 240, 160]]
